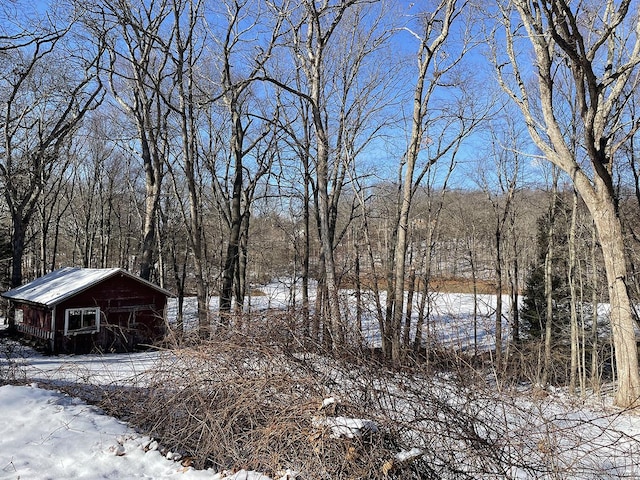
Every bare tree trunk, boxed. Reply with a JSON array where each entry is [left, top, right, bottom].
[[315, 132, 343, 347], [542, 203, 556, 387], [98, 0, 170, 282], [354, 230, 363, 337], [235, 212, 250, 310], [384, 216, 398, 358], [414, 186, 448, 355], [155, 215, 166, 289], [403, 264, 417, 349], [9, 216, 27, 290], [588, 189, 640, 406], [569, 190, 579, 395], [469, 244, 478, 357], [354, 189, 386, 350], [213, 0, 281, 327], [138, 133, 162, 281], [590, 222, 601, 393], [414, 272, 430, 355], [495, 227, 504, 371], [168, 0, 209, 336], [389, 0, 464, 365], [509, 224, 521, 344], [313, 254, 325, 344], [391, 153, 416, 364], [302, 159, 311, 336], [219, 129, 243, 320], [496, 0, 640, 408], [482, 130, 521, 373], [578, 226, 587, 396]]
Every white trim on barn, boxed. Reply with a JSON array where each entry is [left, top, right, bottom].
[[64, 307, 101, 336]]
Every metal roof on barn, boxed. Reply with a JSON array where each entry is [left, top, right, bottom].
[[1, 267, 172, 308]]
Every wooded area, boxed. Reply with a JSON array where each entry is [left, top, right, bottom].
[[2, 0, 640, 407]]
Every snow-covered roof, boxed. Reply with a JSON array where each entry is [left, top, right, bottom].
[[1, 267, 171, 307]]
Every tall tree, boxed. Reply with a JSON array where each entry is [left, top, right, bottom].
[[162, 0, 210, 333], [495, 0, 640, 407], [91, 0, 172, 281], [207, 0, 283, 322], [275, 0, 357, 347], [409, 165, 452, 355], [385, 0, 482, 363], [478, 126, 521, 370], [0, 5, 104, 293], [266, 0, 389, 348]]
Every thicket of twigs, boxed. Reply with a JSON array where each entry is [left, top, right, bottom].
[[2, 312, 639, 479], [86, 312, 639, 479]]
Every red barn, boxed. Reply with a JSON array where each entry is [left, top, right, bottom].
[[1, 267, 172, 354]]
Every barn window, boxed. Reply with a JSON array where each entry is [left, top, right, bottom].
[[64, 308, 100, 335]]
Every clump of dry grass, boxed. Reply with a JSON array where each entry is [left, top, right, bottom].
[[0, 334, 28, 385]]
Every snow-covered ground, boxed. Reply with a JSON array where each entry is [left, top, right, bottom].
[[170, 281, 513, 352], [0, 333, 279, 480], [1, 288, 639, 479], [0, 383, 216, 480]]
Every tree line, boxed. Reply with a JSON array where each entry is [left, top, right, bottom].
[[2, 0, 640, 408]]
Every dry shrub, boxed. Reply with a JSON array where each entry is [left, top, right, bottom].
[[90, 335, 521, 479], [0, 334, 27, 385], [88, 319, 515, 479], [503, 339, 613, 389], [94, 341, 403, 478], [33, 309, 637, 480]]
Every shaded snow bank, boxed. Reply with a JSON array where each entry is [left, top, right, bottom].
[[0, 384, 272, 480]]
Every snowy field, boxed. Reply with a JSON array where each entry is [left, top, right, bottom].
[[1, 287, 639, 479], [172, 281, 513, 352]]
